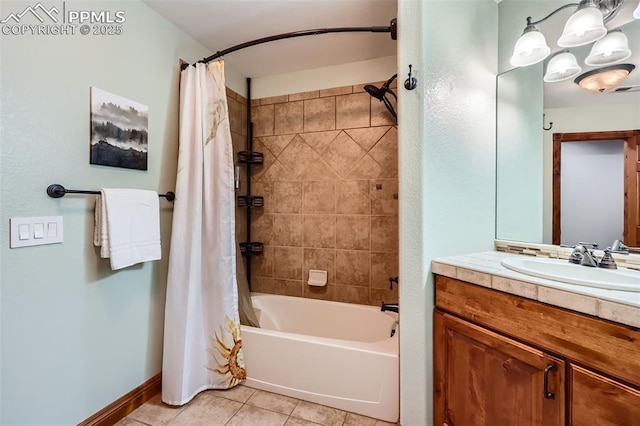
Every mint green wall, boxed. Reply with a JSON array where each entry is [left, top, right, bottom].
[[398, 1, 497, 424], [0, 2, 212, 423], [496, 64, 544, 242]]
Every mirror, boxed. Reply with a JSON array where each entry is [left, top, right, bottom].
[[496, 3, 640, 247]]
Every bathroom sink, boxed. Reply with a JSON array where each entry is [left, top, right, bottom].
[[501, 257, 640, 292]]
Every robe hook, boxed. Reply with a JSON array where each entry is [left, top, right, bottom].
[[404, 64, 417, 90], [543, 113, 553, 131]]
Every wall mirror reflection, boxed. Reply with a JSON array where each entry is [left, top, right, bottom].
[[496, 0, 640, 249]]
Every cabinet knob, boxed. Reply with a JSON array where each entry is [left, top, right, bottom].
[[544, 364, 556, 399]]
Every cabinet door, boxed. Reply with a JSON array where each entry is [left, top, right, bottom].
[[435, 311, 565, 426], [570, 364, 640, 426]]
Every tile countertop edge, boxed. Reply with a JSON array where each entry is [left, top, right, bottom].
[[432, 251, 640, 330]]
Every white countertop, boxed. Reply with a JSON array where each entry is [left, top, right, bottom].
[[432, 251, 640, 329]]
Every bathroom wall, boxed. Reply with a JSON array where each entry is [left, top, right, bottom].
[[244, 83, 399, 306], [398, 1, 498, 424], [0, 1, 215, 423]]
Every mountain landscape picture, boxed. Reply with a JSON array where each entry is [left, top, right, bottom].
[[90, 87, 149, 170]]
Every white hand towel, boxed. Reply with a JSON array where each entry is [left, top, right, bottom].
[[94, 196, 110, 258], [97, 188, 162, 270]]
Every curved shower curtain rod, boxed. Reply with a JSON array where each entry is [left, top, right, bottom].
[[182, 18, 397, 68]]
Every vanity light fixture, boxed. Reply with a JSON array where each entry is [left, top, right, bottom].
[[510, 0, 624, 67], [544, 51, 583, 82], [574, 63, 636, 92], [585, 30, 632, 66]]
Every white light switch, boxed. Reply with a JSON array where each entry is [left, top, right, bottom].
[[10, 216, 64, 248], [33, 223, 44, 239], [18, 224, 30, 240]]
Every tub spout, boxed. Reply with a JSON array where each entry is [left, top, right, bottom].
[[381, 302, 399, 313]]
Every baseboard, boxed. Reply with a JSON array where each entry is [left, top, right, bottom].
[[78, 373, 162, 426]]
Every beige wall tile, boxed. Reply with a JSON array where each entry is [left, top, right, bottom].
[[346, 154, 383, 179], [304, 284, 369, 305], [371, 288, 399, 306], [303, 215, 335, 248], [251, 181, 273, 213], [250, 139, 276, 182], [289, 90, 319, 101], [273, 181, 302, 213], [371, 179, 398, 215], [336, 93, 371, 129], [371, 96, 396, 126], [226, 88, 238, 100], [302, 161, 340, 181], [231, 132, 246, 153], [253, 245, 273, 277], [345, 126, 391, 152], [260, 95, 289, 105], [304, 97, 335, 132], [259, 160, 295, 182], [303, 248, 335, 284], [336, 180, 370, 214], [251, 212, 273, 245], [272, 214, 303, 247], [278, 135, 323, 180], [260, 135, 295, 157], [273, 247, 303, 280], [303, 181, 335, 214], [320, 86, 353, 97], [274, 100, 303, 135], [352, 83, 367, 93], [252, 104, 274, 137], [369, 127, 397, 177], [370, 215, 398, 252], [336, 216, 370, 250], [300, 130, 340, 155], [322, 132, 365, 178], [227, 97, 243, 135], [251, 277, 303, 297], [336, 250, 370, 287], [371, 252, 398, 289]]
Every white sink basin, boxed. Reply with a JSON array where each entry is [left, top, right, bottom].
[[501, 257, 640, 292]]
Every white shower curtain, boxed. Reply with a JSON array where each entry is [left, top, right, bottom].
[[162, 61, 245, 405]]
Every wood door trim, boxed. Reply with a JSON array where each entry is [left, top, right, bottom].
[[552, 129, 640, 245]]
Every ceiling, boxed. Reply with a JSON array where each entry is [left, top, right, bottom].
[[143, 0, 398, 78]]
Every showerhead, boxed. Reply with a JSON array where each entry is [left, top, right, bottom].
[[364, 74, 398, 121], [364, 84, 387, 100]]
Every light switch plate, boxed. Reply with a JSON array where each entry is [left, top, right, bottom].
[[10, 216, 64, 248]]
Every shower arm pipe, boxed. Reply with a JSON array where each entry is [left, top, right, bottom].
[[196, 19, 397, 64]]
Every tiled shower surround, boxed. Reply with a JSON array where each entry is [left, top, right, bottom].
[[226, 82, 399, 306]]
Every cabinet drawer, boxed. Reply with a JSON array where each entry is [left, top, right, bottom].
[[570, 364, 640, 426]]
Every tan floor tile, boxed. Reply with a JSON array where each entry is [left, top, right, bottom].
[[207, 384, 256, 403], [290, 400, 346, 426], [127, 394, 185, 425], [169, 393, 241, 426], [245, 389, 299, 415], [343, 412, 398, 425], [285, 416, 323, 425], [114, 418, 148, 426], [226, 404, 288, 425]]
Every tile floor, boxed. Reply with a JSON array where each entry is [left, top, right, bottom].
[[116, 385, 398, 426]]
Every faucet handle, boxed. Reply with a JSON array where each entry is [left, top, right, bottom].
[[577, 242, 599, 249], [599, 249, 618, 269]]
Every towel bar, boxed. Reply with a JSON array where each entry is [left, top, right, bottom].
[[46, 184, 175, 201]]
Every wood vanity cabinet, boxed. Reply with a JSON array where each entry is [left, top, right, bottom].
[[434, 275, 640, 426]]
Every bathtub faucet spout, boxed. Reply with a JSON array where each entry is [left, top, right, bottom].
[[381, 302, 399, 313]]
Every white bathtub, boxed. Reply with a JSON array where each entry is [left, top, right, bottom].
[[240, 293, 399, 423]]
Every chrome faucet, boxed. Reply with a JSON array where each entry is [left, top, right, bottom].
[[568, 243, 599, 267], [381, 302, 399, 313]]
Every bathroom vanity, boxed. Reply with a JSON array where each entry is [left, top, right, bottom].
[[432, 250, 640, 426]]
